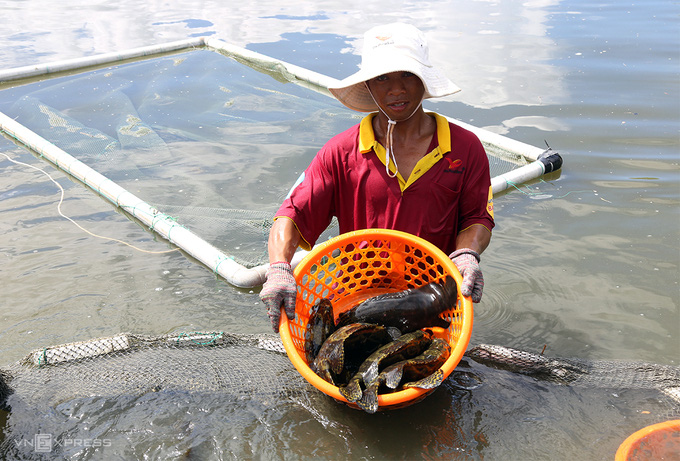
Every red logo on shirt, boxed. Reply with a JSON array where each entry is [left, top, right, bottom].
[[444, 157, 465, 173]]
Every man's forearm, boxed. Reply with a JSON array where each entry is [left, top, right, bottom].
[[455, 224, 492, 255], [268, 217, 302, 263]]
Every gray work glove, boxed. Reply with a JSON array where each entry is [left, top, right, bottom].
[[449, 249, 484, 303], [259, 262, 297, 332]]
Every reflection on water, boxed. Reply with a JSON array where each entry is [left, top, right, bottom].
[[0, 0, 678, 459], [1, 0, 567, 109]]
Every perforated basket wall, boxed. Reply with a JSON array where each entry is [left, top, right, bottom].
[[279, 229, 473, 411]]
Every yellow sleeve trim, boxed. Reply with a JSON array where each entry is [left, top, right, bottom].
[[487, 185, 495, 219], [458, 222, 493, 236]]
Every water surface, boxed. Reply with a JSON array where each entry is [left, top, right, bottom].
[[0, 0, 678, 459]]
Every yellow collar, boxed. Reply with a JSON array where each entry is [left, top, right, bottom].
[[359, 112, 451, 191]]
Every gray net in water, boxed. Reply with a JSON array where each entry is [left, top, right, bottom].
[[0, 48, 533, 270], [2, 333, 305, 404], [1, 335, 678, 459], [0, 49, 359, 268]]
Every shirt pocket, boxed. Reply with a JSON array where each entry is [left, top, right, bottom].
[[421, 179, 462, 235]]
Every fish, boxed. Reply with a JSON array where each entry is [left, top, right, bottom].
[[335, 275, 457, 334], [357, 338, 451, 413], [339, 329, 433, 403], [303, 298, 336, 364], [311, 323, 395, 386]]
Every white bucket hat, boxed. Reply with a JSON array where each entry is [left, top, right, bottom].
[[329, 23, 461, 112]]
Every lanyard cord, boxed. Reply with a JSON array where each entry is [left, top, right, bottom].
[[364, 82, 423, 178], [385, 119, 398, 177]]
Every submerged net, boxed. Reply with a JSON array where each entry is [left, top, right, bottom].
[[3, 335, 677, 409], [1, 333, 304, 405], [0, 334, 678, 459], [0, 48, 529, 269], [0, 49, 358, 267]]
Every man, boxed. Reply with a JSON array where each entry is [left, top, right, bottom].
[[261, 23, 494, 332]]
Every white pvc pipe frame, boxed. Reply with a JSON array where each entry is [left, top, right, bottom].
[[0, 37, 560, 288]]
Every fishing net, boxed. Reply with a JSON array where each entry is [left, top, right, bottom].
[[0, 334, 678, 459], [0, 43, 607, 459], [0, 47, 530, 270], [1, 332, 303, 405], [466, 344, 680, 405]]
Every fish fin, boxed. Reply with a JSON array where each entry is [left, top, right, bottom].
[[357, 383, 380, 414], [387, 327, 402, 340], [362, 362, 380, 387], [316, 360, 335, 385], [339, 377, 363, 402], [331, 345, 345, 376], [384, 366, 404, 389], [402, 369, 445, 390]]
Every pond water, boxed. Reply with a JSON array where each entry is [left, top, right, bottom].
[[0, 0, 677, 460]]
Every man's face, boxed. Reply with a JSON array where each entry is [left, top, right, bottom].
[[366, 71, 425, 120]]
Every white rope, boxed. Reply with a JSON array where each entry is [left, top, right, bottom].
[[363, 81, 424, 178], [0, 152, 179, 254]]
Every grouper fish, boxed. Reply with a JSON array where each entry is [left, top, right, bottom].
[[335, 276, 457, 334], [339, 329, 433, 403], [357, 337, 451, 413], [311, 323, 394, 386], [304, 298, 336, 364]]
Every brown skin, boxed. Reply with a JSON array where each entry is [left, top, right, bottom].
[[267, 70, 491, 264], [268, 217, 301, 263], [367, 71, 436, 180]]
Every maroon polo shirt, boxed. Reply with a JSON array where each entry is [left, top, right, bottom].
[[275, 113, 494, 254]]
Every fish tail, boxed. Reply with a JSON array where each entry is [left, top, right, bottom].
[[357, 383, 380, 414], [434, 317, 452, 329], [339, 377, 363, 402], [384, 366, 404, 389], [442, 275, 458, 305]]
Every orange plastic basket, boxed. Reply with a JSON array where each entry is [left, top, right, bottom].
[[615, 420, 680, 461], [279, 228, 473, 411]]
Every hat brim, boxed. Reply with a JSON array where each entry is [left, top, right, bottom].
[[328, 56, 461, 112]]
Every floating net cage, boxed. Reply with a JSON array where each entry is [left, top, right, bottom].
[[7, 37, 677, 459], [0, 37, 561, 285], [1, 333, 678, 459]]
